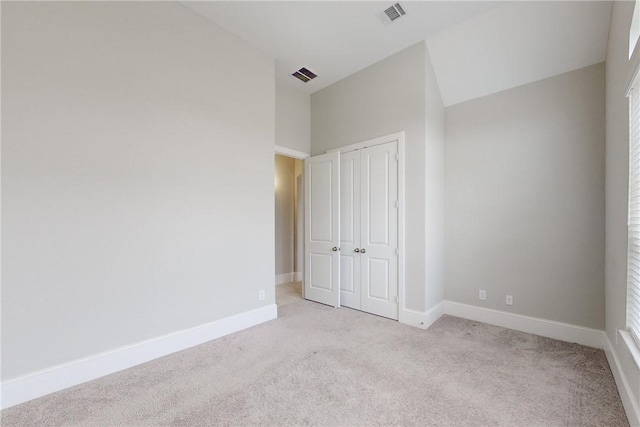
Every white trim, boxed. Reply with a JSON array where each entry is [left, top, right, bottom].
[[1, 304, 278, 409], [400, 302, 445, 330], [605, 333, 640, 427], [294, 271, 303, 282], [620, 329, 640, 371], [326, 131, 405, 154], [401, 300, 609, 355], [627, 62, 640, 98], [397, 135, 406, 323], [275, 145, 310, 160], [275, 272, 295, 285], [443, 301, 604, 349], [401, 309, 430, 329], [631, 0, 640, 60], [423, 302, 445, 328]]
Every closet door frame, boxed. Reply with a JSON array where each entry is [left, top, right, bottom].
[[326, 131, 406, 323]]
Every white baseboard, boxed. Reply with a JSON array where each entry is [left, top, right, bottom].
[[295, 271, 303, 282], [604, 334, 640, 427], [443, 301, 604, 349], [400, 302, 445, 330], [1, 304, 278, 410], [275, 272, 295, 285]]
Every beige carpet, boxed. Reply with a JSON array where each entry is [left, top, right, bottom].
[[1, 297, 628, 426], [275, 281, 303, 308]]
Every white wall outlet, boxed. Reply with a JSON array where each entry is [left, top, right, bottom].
[[506, 294, 513, 305], [479, 289, 486, 301], [259, 290, 265, 301]]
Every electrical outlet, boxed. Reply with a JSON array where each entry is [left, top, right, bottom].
[[506, 294, 513, 305], [259, 290, 265, 301], [479, 290, 486, 301]]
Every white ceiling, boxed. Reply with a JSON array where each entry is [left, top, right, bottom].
[[427, 1, 612, 106], [183, 1, 501, 92], [184, 1, 612, 106]]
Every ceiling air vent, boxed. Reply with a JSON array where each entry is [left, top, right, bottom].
[[378, 2, 406, 25], [292, 67, 317, 83]]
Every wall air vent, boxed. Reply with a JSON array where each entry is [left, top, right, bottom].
[[378, 2, 406, 25], [292, 67, 317, 83]]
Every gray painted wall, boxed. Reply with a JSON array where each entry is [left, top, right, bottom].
[[445, 63, 605, 329], [276, 80, 311, 154], [311, 42, 428, 312], [275, 154, 295, 276], [2, 2, 275, 380], [424, 48, 446, 310], [605, 1, 640, 418]]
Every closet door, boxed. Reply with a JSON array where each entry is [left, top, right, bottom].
[[360, 142, 398, 319], [304, 152, 341, 308], [339, 151, 361, 309]]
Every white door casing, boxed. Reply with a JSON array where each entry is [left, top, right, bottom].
[[304, 151, 340, 308]]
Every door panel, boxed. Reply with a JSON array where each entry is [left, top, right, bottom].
[[309, 161, 333, 243], [340, 153, 358, 245], [360, 142, 398, 319], [304, 152, 340, 308], [340, 256, 355, 292], [310, 254, 333, 290], [366, 150, 390, 245], [367, 258, 390, 300], [339, 151, 360, 309]]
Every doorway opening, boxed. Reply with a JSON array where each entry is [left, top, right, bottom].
[[274, 147, 308, 307]]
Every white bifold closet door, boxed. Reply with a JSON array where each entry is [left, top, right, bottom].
[[304, 141, 398, 320], [338, 150, 361, 309], [304, 151, 340, 308], [340, 141, 398, 320]]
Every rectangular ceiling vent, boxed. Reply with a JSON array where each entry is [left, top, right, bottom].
[[292, 67, 317, 83], [378, 3, 406, 25]]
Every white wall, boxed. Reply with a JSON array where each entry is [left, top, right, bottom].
[[311, 42, 427, 312], [276, 79, 310, 154], [426, 1, 611, 107], [606, 1, 635, 342], [424, 47, 446, 311], [2, 2, 275, 380], [275, 154, 295, 276], [605, 2, 640, 424], [445, 63, 605, 330]]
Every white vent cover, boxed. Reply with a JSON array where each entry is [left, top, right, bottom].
[[377, 3, 406, 26]]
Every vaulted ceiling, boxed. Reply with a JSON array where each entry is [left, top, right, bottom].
[[185, 1, 612, 106]]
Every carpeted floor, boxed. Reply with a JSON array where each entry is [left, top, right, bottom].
[[1, 294, 629, 426], [276, 281, 303, 308]]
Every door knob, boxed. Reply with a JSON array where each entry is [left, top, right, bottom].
[[360, 248, 366, 254], [332, 247, 338, 252], [354, 248, 360, 253]]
